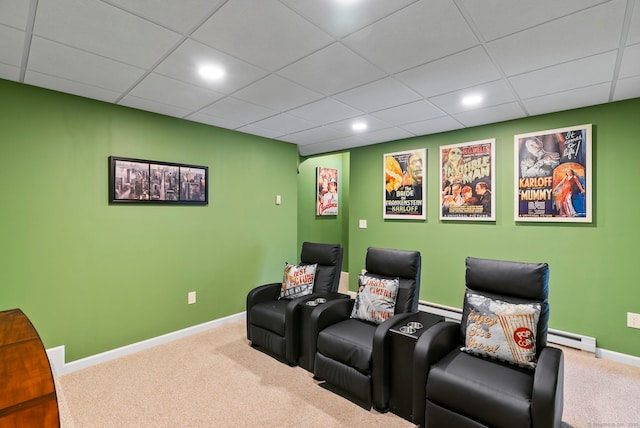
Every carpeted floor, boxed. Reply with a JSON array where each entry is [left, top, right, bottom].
[[55, 320, 640, 427]]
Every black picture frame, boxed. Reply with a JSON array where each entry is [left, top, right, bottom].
[[109, 156, 208, 205]]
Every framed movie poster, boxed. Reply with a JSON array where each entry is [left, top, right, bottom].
[[514, 124, 592, 222], [317, 167, 339, 216], [383, 148, 426, 220], [440, 139, 495, 221]]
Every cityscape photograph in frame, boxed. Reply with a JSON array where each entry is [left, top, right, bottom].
[[440, 139, 495, 221], [109, 156, 208, 205], [514, 124, 592, 222], [383, 148, 426, 220]]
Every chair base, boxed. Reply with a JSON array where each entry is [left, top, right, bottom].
[[314, 352, 371, 409]]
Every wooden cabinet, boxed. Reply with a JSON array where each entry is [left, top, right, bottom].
[[0, 309, 60, 427]]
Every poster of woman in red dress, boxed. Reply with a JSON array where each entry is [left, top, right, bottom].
[[514, 124, 592, 222]]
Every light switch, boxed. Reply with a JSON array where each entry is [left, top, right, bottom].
[[359, 219, 367, 229], [276, 195, 281, 205]]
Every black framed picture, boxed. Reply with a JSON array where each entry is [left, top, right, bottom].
[[109, 156, 208, 205]]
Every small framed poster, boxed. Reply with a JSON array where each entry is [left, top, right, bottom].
[[440, 139, 495, 221], [514, 124, 592, 222], [317, 167, 339, 216], [383, 148, 426, 220]]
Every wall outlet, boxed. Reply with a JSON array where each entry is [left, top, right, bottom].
[[627, 312, 640, 329], [188, 291, 196, 305]]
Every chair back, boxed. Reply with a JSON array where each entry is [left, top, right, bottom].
[[462, 256, 550, 353], [300, 242, 343, 294], [365, 247, 421, 314]]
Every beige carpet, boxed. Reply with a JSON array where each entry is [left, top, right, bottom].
[[55, 320, 640, 427]]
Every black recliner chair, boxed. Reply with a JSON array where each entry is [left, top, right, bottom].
[[412, 256, 564, 428], [246, 242, 343, 365], [312, 247, 421, 410]]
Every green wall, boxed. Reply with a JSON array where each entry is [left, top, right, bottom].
[[297, 152, 350, 270], [0, 79, 299, 362], [345, 98, 640, 358], [3, 77, 639, 363]]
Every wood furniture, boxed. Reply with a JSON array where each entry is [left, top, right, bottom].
[[388, 311, 443, 422], [0, 309, 60, 427]]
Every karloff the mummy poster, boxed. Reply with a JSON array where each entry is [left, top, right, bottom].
[[514, 124, 592, 223]]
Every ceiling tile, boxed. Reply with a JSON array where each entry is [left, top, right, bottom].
[[0, 1, 31, 29], [428, 79, 516, 115], [27, 37, 145, 92], [250, 113, 318, 136], [236, 123, 285, 139], [488, 0, 627, 76], [395, 46, 503, 98], [34, 0, 181, 68], [371, 100, 445, 125], [119, 95, 192, 118], [153, 39, 268, 93], [619, 43, 640, 79], [523, 83, 611, 115], [359, 127, 415, 144], [459, 0, 608, 41], [199, 97, 277, 125], [232, 74, 323, 111], [129, 73, 224, 111], [613, 75, 640, 101], [333, 77, 421, 112], [280, 126, 347, 146], [287, 98, 363, 124], [510, 51, 617, 99], [192, 0, 333, 71], [453, 102, 526, 127], [321, 135, 371, 152], [279, 0, 418, 38], [185, 112, 244, 130], [627, 1, 640, 45], [343, 0, 478, 73], [327, 114, 391, 134], [0, 25, 25, 67], [0, 63, 20, 81], [400, 115, 464, 135], [104, 0, 225, 33], [277, 42, 386, 95], [24, 71, 121, 103]]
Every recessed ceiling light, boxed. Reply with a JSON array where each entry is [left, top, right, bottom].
[[198, 65, 225, 81], [352, 121, 367, 132], [462, 95, 483, 106]]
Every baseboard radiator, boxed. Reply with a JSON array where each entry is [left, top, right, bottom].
[[419, 301, 596, 354]]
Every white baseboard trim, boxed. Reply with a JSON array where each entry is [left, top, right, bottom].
[[47, 312, 245, 376], [46, 308, 640, 375], [596, 347, 640, 368]]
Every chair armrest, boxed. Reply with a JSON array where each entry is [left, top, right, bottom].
[[411, 321, 461, 427], [307, 298, 355, 367], [532, 346, 564, 428], [246, 282, 281, 340], [371, 312, 416, 412]]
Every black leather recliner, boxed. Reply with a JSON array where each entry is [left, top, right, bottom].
[[312, 247, 421, 410], [246, 242, 343, 365], [412, 257, 564, 428]]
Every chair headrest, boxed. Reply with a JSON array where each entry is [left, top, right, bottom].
[[300, 242, 342, 267], [465, 256, 549, 300], [365, 247, 421, 280]]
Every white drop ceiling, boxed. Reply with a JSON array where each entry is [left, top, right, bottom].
[[2, 0, 639, 156]]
